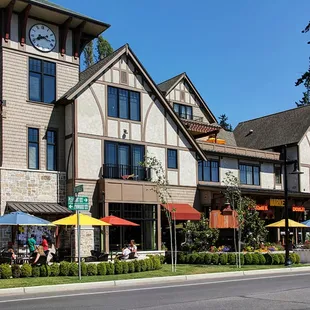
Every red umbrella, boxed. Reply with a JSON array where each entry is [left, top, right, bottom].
[[99, 215, 139, 226]]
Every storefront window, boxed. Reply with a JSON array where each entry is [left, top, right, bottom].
[[108, 203, 157, 251]]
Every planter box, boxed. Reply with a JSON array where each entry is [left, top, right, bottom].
[[294, 249, 310, 263]]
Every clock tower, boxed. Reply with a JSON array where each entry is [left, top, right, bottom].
[[0, 0, 110, 225]]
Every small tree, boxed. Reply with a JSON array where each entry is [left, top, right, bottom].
[[140, 154, 177, 272], [96, 35, 114, 61], [218, 114, 233, 131], [181, 215, 219, 252], [83, 40, 94, 68]]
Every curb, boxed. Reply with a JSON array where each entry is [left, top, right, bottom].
[[1, 266, 310, 296]]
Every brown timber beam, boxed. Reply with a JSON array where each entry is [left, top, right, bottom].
[[73, 21, 85, 59], [19, 4, 31, 46], [4, 0, 16, 42], [59, 17, 72, 55]]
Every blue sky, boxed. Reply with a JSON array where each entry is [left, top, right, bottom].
[[55, 0, 310, 127]]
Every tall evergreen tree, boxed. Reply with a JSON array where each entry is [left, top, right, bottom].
[[219, 114, 232, 131], [83, 40, 94, 68], [96, 35, 113, 61]]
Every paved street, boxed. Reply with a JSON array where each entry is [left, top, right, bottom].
[[1, 272, 310, 309]]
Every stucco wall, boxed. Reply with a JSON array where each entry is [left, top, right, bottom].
[[220, 157, 239, 185], [260, 163, 274, 189], [299, 131, 310, 193]]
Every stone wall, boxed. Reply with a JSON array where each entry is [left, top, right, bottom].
[[0, 168, 66, 215]]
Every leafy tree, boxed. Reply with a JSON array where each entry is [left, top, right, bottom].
[[181, 215, 219, 252], [83, 40, 94, 68], [218, 114, 232, 131], [295, 22, 310, 106], [96, 35, 114, 61]]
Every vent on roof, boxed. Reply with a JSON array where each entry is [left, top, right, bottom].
[[180, 90, 185, 101], [120, 71, 128, 84]]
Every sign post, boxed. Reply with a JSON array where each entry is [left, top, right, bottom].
[[67, 185, 88, 280]]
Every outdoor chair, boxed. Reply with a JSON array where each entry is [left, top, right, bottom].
[[0, 252, 13, 265], [91, 250, 109, 261], [128, 252, 137, 259]]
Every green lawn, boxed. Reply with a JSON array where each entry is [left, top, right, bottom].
[[0, 264, 304, 289]]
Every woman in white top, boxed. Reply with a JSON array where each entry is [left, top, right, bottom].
[[129, 240, 138, 257]]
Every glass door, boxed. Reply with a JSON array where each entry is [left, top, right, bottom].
[[132, 145, 144, 180], [119, 144, 130, 177]]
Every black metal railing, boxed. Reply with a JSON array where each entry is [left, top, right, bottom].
[[176, 112, 203, 122], [102, 164, 151, 181]]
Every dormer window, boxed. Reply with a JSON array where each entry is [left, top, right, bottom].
[[173, 103, 192, 120]]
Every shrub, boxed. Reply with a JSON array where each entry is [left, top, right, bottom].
[[279, 254, 285, 265], [114, 260, 123, 274], [106, 262, 115, 275], [204, 253, 212, 265], [219, 254, 228, 265], [178, 252, 186, 264], [148, 257, 154, 270], [152, 256, 161, 270], [189, 253, 199, 264], [134, 259, 141, 272], [81, 262, 88, 276], [228, 253, 236, 265], [289, 253, 296, 264], [140, 259, 147, 272], [50, 263, 60, 277], [122, 261, 129, 274], [11, 265, 21, 278], [272, 254, 280, 265], [251, 254, 260, 265], [40, 265, 50, 277], [97, 262, 107, 276], [68, 263, 78, 276], [128, 261, 135, 273], [0, 264, 12, 279], [145, 259, 152, 271], [196, 253, 205, 264], [244, 253, 253, 265], [185, 254, 191, 264], [159, 255, 165, 265], [21, 264, 32, 278], [240, 254, 245, 265], [264, 253, 273, 265], [60, 261, 70, 276], [87, 263, 97, 276], [257, 253, 266, 265], [211, 253, 219, 265], [294, 253, 300, 264], [32, 266, 40, 278]]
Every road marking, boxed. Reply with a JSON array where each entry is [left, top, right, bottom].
[[0, 272, 309, 304]]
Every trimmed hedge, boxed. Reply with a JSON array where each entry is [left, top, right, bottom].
[[0, 256, 162, 279], [168, 252, 301, 266]]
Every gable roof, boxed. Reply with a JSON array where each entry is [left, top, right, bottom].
[[217, 129, 236, 146], [234, 105, 310, 150], [157, 73, 217, 124], [60, 44, 208, 161]]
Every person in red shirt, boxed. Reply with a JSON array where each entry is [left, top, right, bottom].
[[41, 235, 49, 256]]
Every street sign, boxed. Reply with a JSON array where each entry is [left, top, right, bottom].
[[67, 196, 89, 211], [74, 185, 84, 193]]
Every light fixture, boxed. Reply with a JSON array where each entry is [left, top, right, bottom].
[[290, 162, 304, 175], [123, 129, 128, 135]]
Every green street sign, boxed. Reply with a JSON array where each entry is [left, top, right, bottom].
[[67, 196, 89, 211], [74, 185, 84, 193]]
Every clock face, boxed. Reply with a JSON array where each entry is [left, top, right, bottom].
[[29, 24, 56, 53]]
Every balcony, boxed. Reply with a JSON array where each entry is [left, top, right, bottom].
[[175, 112, 204, 122], [102, 164, 151, 181]]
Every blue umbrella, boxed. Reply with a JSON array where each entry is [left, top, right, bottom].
[[0, 211, 55, 226], [301, 220, 310, 227]]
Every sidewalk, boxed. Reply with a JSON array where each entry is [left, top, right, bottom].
[[1, 266, 310, 297]]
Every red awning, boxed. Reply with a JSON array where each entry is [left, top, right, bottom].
[[99, 215, 139, 226], [161, 204, 201, 221]]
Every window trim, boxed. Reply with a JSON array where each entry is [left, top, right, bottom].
[[198, 159, 219, 182], [167, 149, 178, 169], [46, 129, 57, 171], [27, 127, 40, 170], [239, 163, 260, 186], [29, 57, 56, 104], [275, 165, 282, 185], [107, 86, 141, 121]]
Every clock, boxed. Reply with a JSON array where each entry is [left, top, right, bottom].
[[29, 24, 56, 53]]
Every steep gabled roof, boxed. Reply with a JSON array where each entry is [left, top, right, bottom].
[[60, 44, 208, 161], [157, 73, 217, 124], [234, 105, 310, 150]]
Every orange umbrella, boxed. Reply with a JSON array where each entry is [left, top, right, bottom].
[[100, 215, 139, 226]]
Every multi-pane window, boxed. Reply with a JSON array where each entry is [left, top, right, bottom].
[[108, 86, 140, 121], [275, 165, 282, 184], [47, 130, 57, 171], [198, 160, 219, 182], [29, 58, 56, 103], [173, 103, 192, 120], [167, 149, 178, 169], [240, 164, 260, 185], [28, 128, 39, 169]]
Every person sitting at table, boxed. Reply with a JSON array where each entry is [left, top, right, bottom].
[[7, 248, 16, 260], [31, 245, 46, 265], [117, 247, 131, 260], [129, 240, 138, 258]]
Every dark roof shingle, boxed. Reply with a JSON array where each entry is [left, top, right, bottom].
[[157, 73, 184, 94], [234, 105, 310, 150]]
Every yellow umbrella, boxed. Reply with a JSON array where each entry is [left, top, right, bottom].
[[53, 213, 111, 226], [266, 219, 307, 228]]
